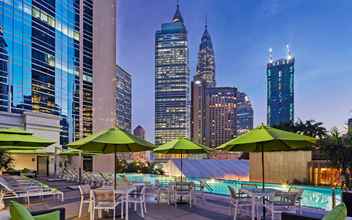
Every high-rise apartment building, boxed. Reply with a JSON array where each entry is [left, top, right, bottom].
[[116, 65, 131, 132], [0, 0, 116, 145], [205, 87, 238, 148], [155, 3, 190, 145], [267, 47, 294, 126]]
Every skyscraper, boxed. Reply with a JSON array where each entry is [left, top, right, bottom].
[[236, 92, 254, 134], [0, 0, 116, 145], [155, 3, 190, 145], [195, 21, 216, 87], [116, 65, 132, 132], [191, 21, 254, 147], [348, 117, 352, 134], [191, 21, 216, 145], [205, 87, 238, 148], [267, 46, 295, 126], [0, 26, 9, 112]]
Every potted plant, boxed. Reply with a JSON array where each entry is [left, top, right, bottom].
[[0, 152, 14, 175]]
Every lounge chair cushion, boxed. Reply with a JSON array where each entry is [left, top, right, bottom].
[[33, 211, 60, 220], [9, 201, 34, 220], [9, 201, 60, 220], [322, 203, 347, 220]]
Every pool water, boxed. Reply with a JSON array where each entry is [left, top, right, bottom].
[[121, 173, 341, 211]]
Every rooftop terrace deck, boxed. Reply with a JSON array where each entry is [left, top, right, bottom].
[[25, 178, 247, 220], [5, 178, 326, 220]]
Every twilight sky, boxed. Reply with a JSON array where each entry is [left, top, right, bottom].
[[117, 0, 352, 142]]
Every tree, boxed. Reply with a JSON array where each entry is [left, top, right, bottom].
[[319, 128, 352, 189], [0, 152, 13, 172], [274, 120, 327, 139], [295, 120, 327, 139]]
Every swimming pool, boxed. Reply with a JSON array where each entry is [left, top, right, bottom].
[[121, 173, 341, 211]]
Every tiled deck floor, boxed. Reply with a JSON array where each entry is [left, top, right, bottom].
[[32, 196, 250, 220], [28, 179, 250, 220]]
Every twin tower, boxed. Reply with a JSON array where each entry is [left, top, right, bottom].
[[155, 3, 254, 150]]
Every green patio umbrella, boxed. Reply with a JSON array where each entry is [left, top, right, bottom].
[[0, 128, 55, 148], [67, 127, 155, 188], [216, 124, 316, 219], [153, 137, 211, 182], [6, 148, 54, 154], [59, 147, 97, 156]]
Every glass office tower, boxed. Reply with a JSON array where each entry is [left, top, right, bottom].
[[0, 26, 8, 112], [0, 0, 93, 144], [267, 48, 295, 126], [155, 3, 190, 145]]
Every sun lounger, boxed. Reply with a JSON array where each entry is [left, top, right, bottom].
[[0, 176, 64, 206]]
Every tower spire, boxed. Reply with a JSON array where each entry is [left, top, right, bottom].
[[268, 48, 273, 63], [172, 0, 184, 23], [205, 15, 208, 30], [286, 44, 292, 60]]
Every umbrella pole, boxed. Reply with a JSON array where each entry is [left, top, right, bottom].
[[181, 152, 183, 183], [79, 151, 82, 184], [114, 145, 117, 190], [262, 144, 266, 220], [180, 152, 184, 203]]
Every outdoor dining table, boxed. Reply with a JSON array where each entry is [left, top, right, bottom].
[[240, 187, 280, 220], [96, 184, 137, 220]]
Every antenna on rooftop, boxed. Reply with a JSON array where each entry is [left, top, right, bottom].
[[205, 15, 208, 30], [286, 44, 292, 60], [268, 48, 273, 63]]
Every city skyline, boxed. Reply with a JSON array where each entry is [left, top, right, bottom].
[[118, 0, 352, 141]]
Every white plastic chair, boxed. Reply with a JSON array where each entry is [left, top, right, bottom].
[[264, 190, 303, 220], [128, 185, 147, 217], [90, 189, 124, 220], [78, 185, 91, 218], [228, 185, 252, 220]]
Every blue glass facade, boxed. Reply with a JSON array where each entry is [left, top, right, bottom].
[[155, 4, 190, 145], [0, 0, 91, 145], [267, 57, 295, 126], [0, 26, 9, 111]]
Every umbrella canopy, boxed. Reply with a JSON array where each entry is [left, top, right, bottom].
[[67, 127, 154, 153], [67, 127, 155, 188], [216, 125, 316, 220], [59, 148, 97, 156], [153, 137, 211, 154], [154, 138, 211, 183], [6, 148, 53, 154], [0, 128, 55, 148], [217, 124, 316, 152]]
